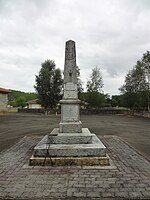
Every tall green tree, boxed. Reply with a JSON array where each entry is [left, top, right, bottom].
[[120, 61, 147, 94], [120, 52, 150, 110], [141, 51, 150, 111], [8, 90, 37, 107], [111, 95, 122, 107], [86, 67, 104, 108], [34, 60, 63, 109], [87, 67, 103, 92], [16, 96, 26, 108], [76, 66, 84, 98], [86, 92, 105, 108]]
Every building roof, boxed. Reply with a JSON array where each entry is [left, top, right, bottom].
[[0, 88, 11, 93], [27, 99, 40, 104]]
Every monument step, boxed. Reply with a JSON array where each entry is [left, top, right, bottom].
[[33, 134, 106, 157], [49, 128, 92, 144], [30, 155, 110, 166], [36, 128, 93, 145]]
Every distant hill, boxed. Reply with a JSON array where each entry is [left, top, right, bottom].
[[8, 90, 38, 107]]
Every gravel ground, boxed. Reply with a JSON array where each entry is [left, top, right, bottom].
[[0, 113, 150, 160]]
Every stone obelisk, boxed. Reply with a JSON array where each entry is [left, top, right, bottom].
[[30, 40, 109, 166], [59, 40, 82, 133]]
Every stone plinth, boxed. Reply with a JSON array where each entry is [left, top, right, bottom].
[[32, 129, 106, 157], [60, 83, 82, 133], [59, 121, 82, 133], [30, 156, 109, 166], [30, 127, 110, 166], [36, 128, 92, 144], [59, 99, 82, 133]]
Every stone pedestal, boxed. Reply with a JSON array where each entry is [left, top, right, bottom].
[[59, 99, 82, 133], [59, 82, 82, 133], [30, 128, 109, 166]]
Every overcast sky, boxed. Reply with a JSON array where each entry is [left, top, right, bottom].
[[0, 0, 150, 95]]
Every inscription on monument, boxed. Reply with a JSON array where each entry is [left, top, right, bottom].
[[64, 40, 77, 84]]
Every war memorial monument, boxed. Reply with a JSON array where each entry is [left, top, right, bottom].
[[30, 40, 109, 166]]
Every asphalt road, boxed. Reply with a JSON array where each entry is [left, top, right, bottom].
[[0, 113, 150, 160]]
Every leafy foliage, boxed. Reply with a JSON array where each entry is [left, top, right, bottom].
[[8, 90, 37, 107], [87, 67, 103, 92], [111, 95, 122, 107], [16, 96, 26, 108], [86, 92, 105, 108], [120, 51, 150, 110], [120, 61, 148, 93], [34, 60, 63, 109], [82, 67, 105, 108], [76, 66, 84, 99]]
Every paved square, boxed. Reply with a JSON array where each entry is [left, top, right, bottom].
[[0, 135, 150, 199]]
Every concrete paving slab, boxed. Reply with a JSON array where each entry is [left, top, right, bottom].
[[0, 135, 150, 199]]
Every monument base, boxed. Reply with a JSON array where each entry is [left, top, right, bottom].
[[59, 121, 82, 133], [29, 155, 110, 166], [29, 128, 110, 166]]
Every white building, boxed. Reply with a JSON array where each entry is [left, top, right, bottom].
[[27, 99, 42, 109]]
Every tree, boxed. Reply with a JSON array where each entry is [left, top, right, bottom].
[[76, 66, 84, 98], [86, 67, 104, 108], [8, 90, 37, 107], [34, 60, 63, 109], [86, 92, 105, 108], [120, 61, 147, 94], [120, 52, 150, 110], [105, 94, 111, 107], [16, 96, 26, 108], [111, 95, 122, 107], [87, 67, 103, 92], [141, 51, 150, 111]]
